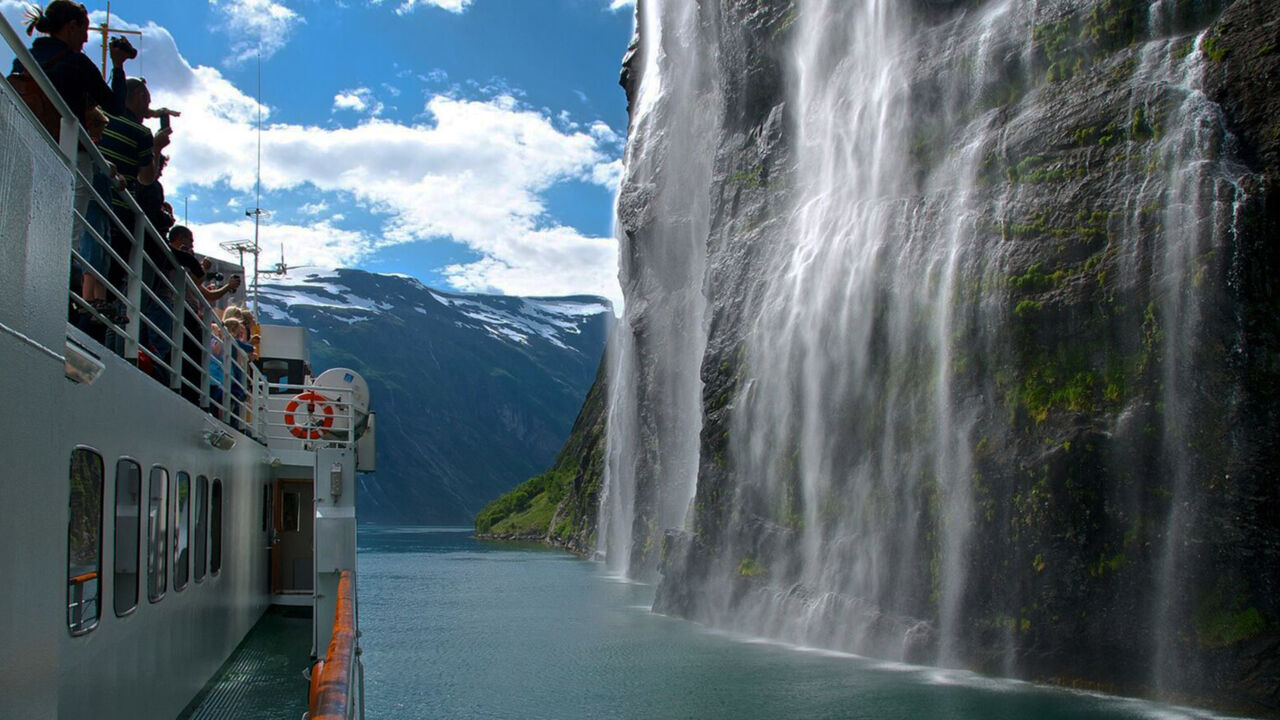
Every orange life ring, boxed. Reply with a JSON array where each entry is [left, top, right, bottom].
[[285, 391, 334, 439]]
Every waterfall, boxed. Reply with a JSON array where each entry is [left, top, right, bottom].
[[607, 0, 1261, 698], [599, 0, 721, 578]]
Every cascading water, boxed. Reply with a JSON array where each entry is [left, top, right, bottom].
[[598, 0, 721, 578], [604, 0, 1275, 705]]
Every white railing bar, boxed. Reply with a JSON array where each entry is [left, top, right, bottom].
[[68, 250, 129, 307], [136, 343, 176, 376], [67, 293, 126, 336]]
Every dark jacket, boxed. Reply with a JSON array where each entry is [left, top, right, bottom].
[[11, 36, 126, 126]]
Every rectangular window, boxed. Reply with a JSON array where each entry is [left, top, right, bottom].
[[113, 459, 141, 616], [210, 480, 223, 575], [148, 467, 168, 602], [174, 472, 190, 591], [194, 476, 208, 582], [68, 448, 103, 635]]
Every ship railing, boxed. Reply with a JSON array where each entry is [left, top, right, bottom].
[[66, 570, 99, 636], [1, 16, 271, 444], [262, 381, 360, 449], [308, 569, 363, 720]]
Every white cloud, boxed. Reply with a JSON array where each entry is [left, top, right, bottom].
[[101, 12, 622, 306], [332, 87, 383, 115], [591, 159, 623, 190], [608, 0, 635, 10], [191, 218, 369, 272], [209, 0, 303, 65], [372, 0, 473, 15]]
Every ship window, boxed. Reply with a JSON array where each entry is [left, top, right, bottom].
[[113, 459, 141, 616], [67, 448, 103, 635], [194, 476, 208, 582], [148, 467, 168, 602], [174, 472, 190, 591], [210, 480, 223, 575], [281, 490, 301, 532]]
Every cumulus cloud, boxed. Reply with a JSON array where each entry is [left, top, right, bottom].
[[209, 0, 303, 65], [607, 0, 636, 10], [373, 0, 473, 15], [332, 87, 383, 115], [192, 218, 369, 272], [82, 11, 623, 306]]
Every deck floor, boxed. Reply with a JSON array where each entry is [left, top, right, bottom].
[[177, 606, 313, 720]]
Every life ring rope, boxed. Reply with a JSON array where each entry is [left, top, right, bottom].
[[284, 390, 335, 439]]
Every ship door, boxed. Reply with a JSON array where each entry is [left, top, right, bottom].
[[271, 479, 314, 595]]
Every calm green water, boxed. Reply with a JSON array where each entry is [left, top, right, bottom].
[[357, 526, 1237, 720]]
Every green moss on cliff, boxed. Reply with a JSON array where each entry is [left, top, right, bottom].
[[1195, 574, 1266, 648]]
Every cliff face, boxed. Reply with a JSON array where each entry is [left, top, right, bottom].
[[554, 0, 1280, 711]]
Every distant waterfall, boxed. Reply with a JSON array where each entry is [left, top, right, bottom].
[[599, 0, 721, 578], [609, 0, 1258, 696]]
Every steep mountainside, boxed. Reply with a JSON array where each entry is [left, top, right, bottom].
[[513, 0, 1280, 713], [256, 269, 611, 524]]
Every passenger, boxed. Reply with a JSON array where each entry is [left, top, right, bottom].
[[99, 77, 170, 211], [8, 0, 131, 137], [136, 153, 174, 238], [74, 106, 122, 324], [208, 319, 227, 418], [98, 78, 171, 294], [222, 317, 248, 428], [168, 226, 239, 407]]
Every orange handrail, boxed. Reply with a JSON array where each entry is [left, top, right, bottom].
[[309, 570, 356, 720], [68, 571, 99, 584]]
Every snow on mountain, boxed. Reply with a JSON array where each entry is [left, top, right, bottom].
[[256, 269, 611, 352], [243, 267, 613, 524]]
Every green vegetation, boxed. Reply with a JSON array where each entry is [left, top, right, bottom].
[[1034, 0, 1146, 84], [1014, 299, 1043, 318], [474, 463, 575, 536], [738, 557, 766, 578], [730, 163, 764, 189], [475, 362, 610, 545], [1195, 574, 1265, 648], [1202, 34, 1227, 62]]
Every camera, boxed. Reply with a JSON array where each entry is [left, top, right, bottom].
[[209, 272, 225, 283], [109, 36, 137, 60]]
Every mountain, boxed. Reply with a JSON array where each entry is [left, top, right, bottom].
[[254, 268, 612, 525]]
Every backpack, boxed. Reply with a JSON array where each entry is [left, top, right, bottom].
[[6, 49, 72, 141]]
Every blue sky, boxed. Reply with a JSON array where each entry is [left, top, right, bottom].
[[1, 0, 635, 306]]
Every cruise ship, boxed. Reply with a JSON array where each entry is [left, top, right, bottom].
[[0, 15, 371, 720]]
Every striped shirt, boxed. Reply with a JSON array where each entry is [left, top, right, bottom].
[[98, 110, 153, 208]]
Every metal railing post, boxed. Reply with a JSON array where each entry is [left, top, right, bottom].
[[168, 270, 185, 393], [123, 214, 148, 361]]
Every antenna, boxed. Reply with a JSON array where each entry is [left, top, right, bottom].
[[219, 240, 260, 284], [245, 46, 265, 316]]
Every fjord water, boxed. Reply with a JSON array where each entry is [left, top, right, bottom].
[[358, 527, 1235, 719]]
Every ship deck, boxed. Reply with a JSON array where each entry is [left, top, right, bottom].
[[176, 606, 313, 720]]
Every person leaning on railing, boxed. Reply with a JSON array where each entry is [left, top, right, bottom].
[[168, 226, 240, 406], [7, 0, 132, 138]]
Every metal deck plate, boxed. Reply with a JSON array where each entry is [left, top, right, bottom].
[[177, 607, 313, 720]]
